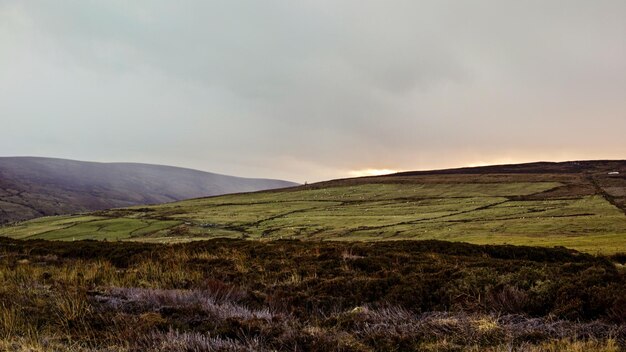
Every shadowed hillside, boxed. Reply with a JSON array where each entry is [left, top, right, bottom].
[[0, 157, 297, 224]]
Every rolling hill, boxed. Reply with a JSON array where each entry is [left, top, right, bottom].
[[2, 160, 626, 253], [0, 157, 298, 224]]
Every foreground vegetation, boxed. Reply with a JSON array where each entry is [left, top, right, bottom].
[[0, 237, 625, 351], [3, 170, 626, 253]]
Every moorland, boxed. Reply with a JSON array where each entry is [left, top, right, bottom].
[[1, 160, 626, 351], [0, 237, 625, 351]]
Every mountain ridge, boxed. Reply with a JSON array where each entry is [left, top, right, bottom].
[[0, 156, 298, 224]]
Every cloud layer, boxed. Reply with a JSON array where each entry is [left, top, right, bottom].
[[1, 1, 625, 181]]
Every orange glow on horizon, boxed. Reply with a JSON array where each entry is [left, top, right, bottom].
[[348, 169, 399, 177], [464, 158, 526, 168]]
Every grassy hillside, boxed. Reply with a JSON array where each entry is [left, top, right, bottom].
[[3, 161, 626, 254]]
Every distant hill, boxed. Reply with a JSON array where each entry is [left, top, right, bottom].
[[0, 157, 298, 223], [392, 160, 626, 176]]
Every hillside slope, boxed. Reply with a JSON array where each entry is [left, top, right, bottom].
[[2, 160, 626, 253], [0, 157, 297, 223]]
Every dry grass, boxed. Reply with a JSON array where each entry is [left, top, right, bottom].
[[0, 237, 624, 351]]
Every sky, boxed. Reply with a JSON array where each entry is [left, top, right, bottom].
[[1, 1, 625, 182]]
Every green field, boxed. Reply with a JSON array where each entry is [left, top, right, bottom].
[[2, 178, 626, 253]]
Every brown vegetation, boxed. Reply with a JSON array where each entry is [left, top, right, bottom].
[[0, 237, 624, 351]]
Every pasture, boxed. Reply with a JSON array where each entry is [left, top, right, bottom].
[[3, 177, 626, 253]]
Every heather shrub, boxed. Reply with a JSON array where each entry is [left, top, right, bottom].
[[0, 237, 624, 351]]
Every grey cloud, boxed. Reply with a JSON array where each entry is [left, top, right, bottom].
[[1, 1, 625, 182]]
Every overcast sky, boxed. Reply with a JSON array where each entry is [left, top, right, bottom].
[[1, 1, 625, 182]]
